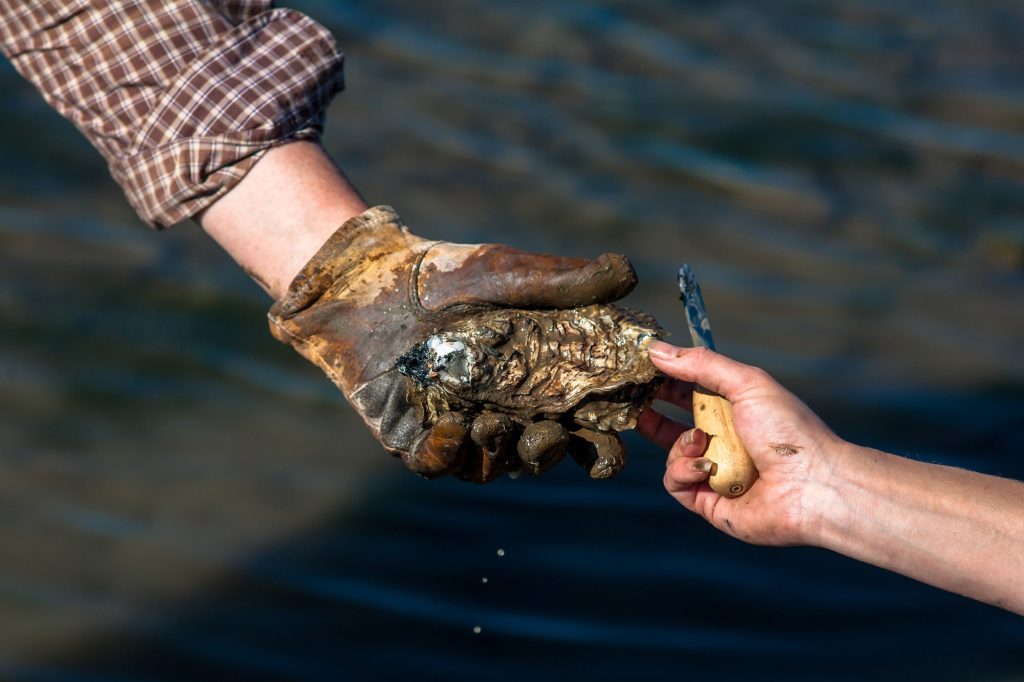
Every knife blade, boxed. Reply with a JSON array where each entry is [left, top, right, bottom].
[[678, 264, 715, 350]]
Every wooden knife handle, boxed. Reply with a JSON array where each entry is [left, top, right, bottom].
[[692, 384, 758, 497]]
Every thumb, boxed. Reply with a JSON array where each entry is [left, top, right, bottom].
[[417, 243, 636, 310], [647, 341, 760, 399]]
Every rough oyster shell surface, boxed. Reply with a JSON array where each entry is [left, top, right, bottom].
[[396, 304, 663, 432]]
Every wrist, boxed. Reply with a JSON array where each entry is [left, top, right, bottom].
[[795, 436, 862, 548], [198, 141, 369, 298]]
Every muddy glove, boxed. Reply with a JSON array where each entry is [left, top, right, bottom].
[[268, 206, 638, 482]]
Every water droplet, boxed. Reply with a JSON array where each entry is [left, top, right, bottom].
[[472, 626, 482, 634], [481, 577, 488, 583], [507, 470, 521, 480], [496, 548, 505, 557]]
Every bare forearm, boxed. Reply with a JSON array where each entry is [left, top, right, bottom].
[[813, 444, 1024, 613], [198, 141, 369, 298]]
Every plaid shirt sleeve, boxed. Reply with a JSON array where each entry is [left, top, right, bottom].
[[0, 1, 345, 228]]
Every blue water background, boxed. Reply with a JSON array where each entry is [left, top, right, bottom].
[[1, 1, 1023, 679]]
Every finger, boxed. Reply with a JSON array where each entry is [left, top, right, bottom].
[[653, 377, 694, 412], [635, 407, 691, 451], [570, 428, 627, 479], [418, 244, 637, 310], [516, 420, 570, 474], [402, 412, 468, 479], [470, 411, 516, 452], [666, 427, 708, 466], [664, 427, 710, 494], [459, 412, 517, 483], [665, 455, 713, 492], [647, 341, 761, 399]]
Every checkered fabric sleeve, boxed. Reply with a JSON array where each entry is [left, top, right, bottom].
[[0, 1, 345, 228]]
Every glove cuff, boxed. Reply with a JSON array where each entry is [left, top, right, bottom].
[[269, 204, 414, 322]]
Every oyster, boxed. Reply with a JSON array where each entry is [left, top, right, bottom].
[[396, 303, 663, 434]]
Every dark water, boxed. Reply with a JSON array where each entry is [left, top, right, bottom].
[[2, 1, 1024, 679]]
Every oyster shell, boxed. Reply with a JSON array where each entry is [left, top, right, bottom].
[[396, 304, 663, 432]]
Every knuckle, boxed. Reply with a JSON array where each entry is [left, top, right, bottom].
[[663, 468, 684, 492], [691, 346, 717, 368], [745, 365, 772, 385]]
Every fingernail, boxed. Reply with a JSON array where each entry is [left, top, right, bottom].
[[647, 339, 676, 358], [691, 458, 713, 474], [682, 428, 705, 445]]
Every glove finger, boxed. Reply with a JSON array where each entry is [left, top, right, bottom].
[[457, 412, 518, 483], [402, 412, 469, 479], [570, 427, 628, 479], [516, 420, 570, 474], [418, 244, 637, 311]]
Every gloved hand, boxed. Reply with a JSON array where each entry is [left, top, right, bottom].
[[268, 206, 638, 482]]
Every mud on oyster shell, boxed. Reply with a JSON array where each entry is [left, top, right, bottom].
[[396, 304, 663, 450]]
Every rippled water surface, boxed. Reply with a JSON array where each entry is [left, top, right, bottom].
[[2, 1, 1023, 680]]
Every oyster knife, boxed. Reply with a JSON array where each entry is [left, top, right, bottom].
[[676, 264, 759, 498]]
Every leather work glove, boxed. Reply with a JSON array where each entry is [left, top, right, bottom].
[[268, 206, 638, 482]]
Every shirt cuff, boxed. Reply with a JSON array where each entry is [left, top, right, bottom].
[[111, 8, 345, 228]]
